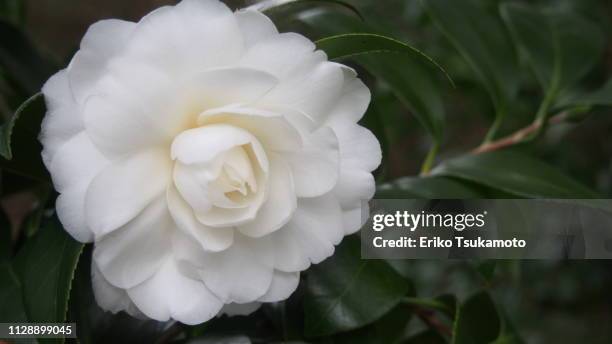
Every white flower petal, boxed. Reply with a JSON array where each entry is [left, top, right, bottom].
[[332, 121, 382, 172], [49, 132, 108, 243], [85, 148, 171, 237], [167, 185, 234, 252], [67, 19, 135, 104], [198, 235, 274, 303], [198, 106, 302, 152], [82, 65, 178, 158], [127, 258, 223, 325], [93, 196, 172, 289], [179, 68, 279, 110], [173, 161, 214, 214], [272, 194, 343, 271], [92, 261, 141, 316], [237, 157, 296, 237], [49, 132, 108, 193], [239, 32, 315, 78], [171, 124, 267, 166], [258, 271, 300, 302], [125, 0, 242, 75], [261, 57, 345, 121], [283, 127, 339, 198], [235, 10, 278, 49], [40, 71, 83, 165], [56, 184, 94, 242], [341, 203, 369, 235], [333, 169, 375, 210], [325, 66, 371, 124]]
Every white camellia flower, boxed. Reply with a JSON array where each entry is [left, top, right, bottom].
[[40, 0, 380, 324]]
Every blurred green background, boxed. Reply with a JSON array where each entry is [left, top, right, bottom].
[[1, 0, 612, 343]]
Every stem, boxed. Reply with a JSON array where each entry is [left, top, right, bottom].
[[420, 142, 439, 176], [414, 308, 453, 337], [402, 297, 454, 337], [483, 107, 507, 144], [530, 84, 559, 140], [472, 111, 569, 154], [402, 297, 452, 314]]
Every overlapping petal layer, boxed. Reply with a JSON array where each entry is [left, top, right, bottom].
[[41, 0, 380, 324]]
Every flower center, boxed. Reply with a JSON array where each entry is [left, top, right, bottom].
[[170, 124, 269, 227]]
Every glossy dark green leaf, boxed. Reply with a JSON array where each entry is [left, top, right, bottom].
[[376, 176, 483, 199], [316, 33, 452, 85], [14, 217, 84, 330], [500, 3, 605, 95], [304, 236, 411, 337], [301, 12, 447, 142], [452, 291, 501, 344], [558, 78, 612, 108], [402, 329, 447, 344], [475, 260, 497, 285], [256, 0, 363, 20], [431, 151, 600, 198], [422, 0, 519, 116], [0, 92, 49, 181], [402, 294, 457, 319], [357, 54, 446, 141], [323, 304, 414, 344], [0, 262, 28, 322], [0, 92, 41, 159]]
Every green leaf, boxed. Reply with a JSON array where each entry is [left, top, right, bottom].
[[431, 151, 600, 198], [256, 0, 363, 20], [315, 33, 453, 86], [0, 92, 41, 159], [452, 291, 501, 344], [403, 329, 446, 344], [475, 260, 497, 285], [300, 12, 447, 143], [358, 54, 446, 142], [326, 305, 414, 344], [402, 294, 456, 319], [0, 262, 28, 322], [376, 176, 483, 199], [422, 0, 519, 117], [0, 92, 49, 181], [558, 78, 612, 108], [14, 217, 84, 331], [500, 3, 605, 95], [304, 236, 411, 337]]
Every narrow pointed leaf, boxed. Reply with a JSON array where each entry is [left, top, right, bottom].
[[432, 151, 600, 198], [304, 236, 411, 337], [316, 33, 453, 86], [0, 92, 49, 181], [377, 176, 483, 199], [452, 291, 501, 344], [422, 0, 519, 115], [14, 217, 84, 330], [500, 3, 605, 94]]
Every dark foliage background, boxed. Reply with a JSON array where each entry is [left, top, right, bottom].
[[1, 0, 612, 343]]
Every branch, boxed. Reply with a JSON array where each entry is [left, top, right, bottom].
[[472, 111, 569, 154], [414, 308, 453, 337]]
